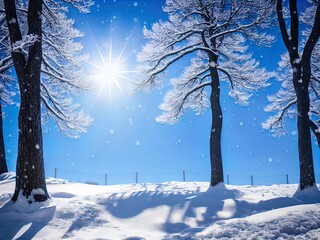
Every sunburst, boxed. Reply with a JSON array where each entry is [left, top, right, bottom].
[[89, 40, 133, 103]]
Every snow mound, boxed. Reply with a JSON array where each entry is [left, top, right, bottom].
[[293, 185, 320, 203]]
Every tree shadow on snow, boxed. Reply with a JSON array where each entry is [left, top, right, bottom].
[[98, 183, 316, 236], [0, 200, 56, 240], [61, 203, 108, 239]]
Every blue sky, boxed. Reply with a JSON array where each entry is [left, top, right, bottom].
[[4, 0, 320, 185]]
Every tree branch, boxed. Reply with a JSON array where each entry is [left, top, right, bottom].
[[273, 98, 297, 126], [302, 3, 320, 65], [174, 81, 211, 119], [217, 67, 234, 89], [41, 83, 67, 119], [149, 41, 202, 73], [289, 0, 299, 49], [149, 45, 216, 77], [40, 94, 66, 122], [277, 0, 291, 50], [4, 0, 26, 77], [41, 68, 79, 88], [182, 81, 211, 103]]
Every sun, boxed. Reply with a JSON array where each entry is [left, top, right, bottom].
[[100, 64, 121, 82], [88, 40, 133, 103], [93, 62, 122, 90]]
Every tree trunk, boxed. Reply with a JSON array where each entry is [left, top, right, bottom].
[[291, 61, 315, 190], [209, 60, 224, 186], [0, 104, 8, 174], [295, 84, 315, 190], [12, 70, 49, 202], [296, 0, 320, 190], [4, 0, 49, 202]]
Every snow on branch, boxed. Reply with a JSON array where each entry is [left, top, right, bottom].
[[136, 0, 276, 123], [0, 0, 93, 137], [62, 0, 94, 13], [40, 82, 93, 138], [11, 34, 38, 52], [263, 97, 297, 135], [265, 2, 320, 139]]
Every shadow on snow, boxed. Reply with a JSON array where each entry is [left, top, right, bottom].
[[0, 200, 56, 240], [98, 183, 317, 236]]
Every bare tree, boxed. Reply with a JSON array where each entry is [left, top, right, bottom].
[[2, 0, 93, 202], [136, 0, 275, 187], [263, 0, 320, 191]]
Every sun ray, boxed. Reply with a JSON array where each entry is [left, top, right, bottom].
[[87, 41, 134, 103]]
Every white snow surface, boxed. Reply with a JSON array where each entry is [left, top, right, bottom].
[[0, 172, 320, 240]]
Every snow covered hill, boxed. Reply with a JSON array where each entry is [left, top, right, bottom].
[[0, 172, 320, 239]]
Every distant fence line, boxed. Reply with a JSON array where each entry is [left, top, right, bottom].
[[45, 167, 320, 186]]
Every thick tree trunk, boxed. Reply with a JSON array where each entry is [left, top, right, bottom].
[[12, 71, 49, 201], [295, 84, 315, 190], [209, 61, 224, 187], [292, 61, 315, 190], [296, 1, 320, 190], [0, 104, 8, 174], [292, 63, 315, 190], [4, 0, 49, 202]]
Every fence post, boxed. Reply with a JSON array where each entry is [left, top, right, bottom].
[[54, 168, 57, 178], [136, 172, 138, 184], [251, 175, 254, 186], [286, 174, 289, 184], [183, 170, 186, 182], [105, 174, 108, 185]]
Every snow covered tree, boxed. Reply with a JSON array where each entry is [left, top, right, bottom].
[[2, 0, 93, 202], [136, 0, 275, 187], [263, 0, 320, 191]]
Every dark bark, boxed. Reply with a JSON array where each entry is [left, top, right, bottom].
[[0, 104, 8, 174], [208, 50, 224, 186], [209, 66, 224, 186], [277, 0, 320, 190], [4, 0, 49, 202], [201, 11, 224, 187], [295, 83, 315, 190], [298, 2, 320, 189]]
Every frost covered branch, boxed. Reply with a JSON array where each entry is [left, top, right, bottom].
[[263, 98, 297, 136], [0, 0, 93, 137], [136, 0, 276, 122], [265, 1, 320, 145], [11, 34, 38, 52]]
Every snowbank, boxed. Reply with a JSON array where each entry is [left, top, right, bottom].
[[0, 174, 319, 239]]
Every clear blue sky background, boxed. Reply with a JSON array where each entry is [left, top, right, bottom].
[[4, 0, 320, 185]]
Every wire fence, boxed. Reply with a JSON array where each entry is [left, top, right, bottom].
[[44, 166, 320, 186]]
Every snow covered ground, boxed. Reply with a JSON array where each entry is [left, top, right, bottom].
[[0, 173, 320, 240]]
